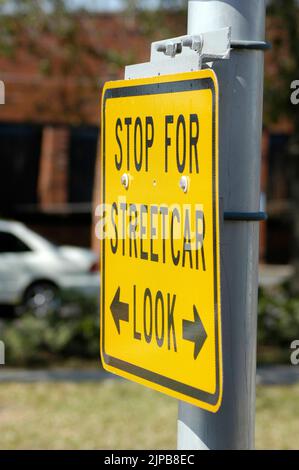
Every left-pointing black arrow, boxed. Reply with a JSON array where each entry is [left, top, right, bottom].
[[110, 287, 129, 334], [182, 306, 208, 360]]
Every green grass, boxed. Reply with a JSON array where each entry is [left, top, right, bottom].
[[0, 380, 177, 449], [0, 380, 298, 449], [256, 384, 299, 450]]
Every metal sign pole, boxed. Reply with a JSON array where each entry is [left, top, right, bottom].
[[177, 0, 266, 450]]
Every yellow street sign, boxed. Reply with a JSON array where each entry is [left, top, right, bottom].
[[100, 69, 222, 412]]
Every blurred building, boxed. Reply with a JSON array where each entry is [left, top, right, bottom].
[[262, 12, 295, 265], [0, 11, 185, 247], [0, 8, 296, 263]]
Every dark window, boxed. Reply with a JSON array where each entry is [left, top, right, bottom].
[[0, 123, 42, 214], [68, 126, 98, 203], [0, 231, 31, 253]]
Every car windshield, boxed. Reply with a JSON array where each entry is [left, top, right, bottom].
[[0, 231, 31, 253], [25, 230, 59, 251]]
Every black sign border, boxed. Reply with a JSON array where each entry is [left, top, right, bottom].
[[101, 75, 221, 407]]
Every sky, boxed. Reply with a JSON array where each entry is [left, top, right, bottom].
[[67, 0, 186, 11], [68, 0, 124, 11], [66, 0, 285, 12]]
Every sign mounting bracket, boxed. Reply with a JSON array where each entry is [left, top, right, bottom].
[[125, 27, 231, 80]]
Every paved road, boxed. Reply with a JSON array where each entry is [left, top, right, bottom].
[[0, 365, 299, 385], [256, 365, 299, 385], [0, 368, 113, 383]]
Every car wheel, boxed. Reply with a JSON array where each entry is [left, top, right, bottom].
[[22, 282, 61, 317]]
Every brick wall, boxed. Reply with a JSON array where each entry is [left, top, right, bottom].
[[38, 126, 70, 209]]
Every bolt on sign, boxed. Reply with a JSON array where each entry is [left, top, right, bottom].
[[100, 69, 222, 412]]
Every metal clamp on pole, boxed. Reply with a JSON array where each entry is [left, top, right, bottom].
[[231, 40, 271, 51], [224, 211, 268, 222]]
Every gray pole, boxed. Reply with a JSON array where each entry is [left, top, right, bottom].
[[178, 0, 265, 450]]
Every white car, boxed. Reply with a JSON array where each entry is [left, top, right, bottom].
[[0, 220, 100, 315]]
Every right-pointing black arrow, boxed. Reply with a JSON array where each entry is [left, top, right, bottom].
[[182, 306, 208, 360], [110, 287, 129, 334]]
